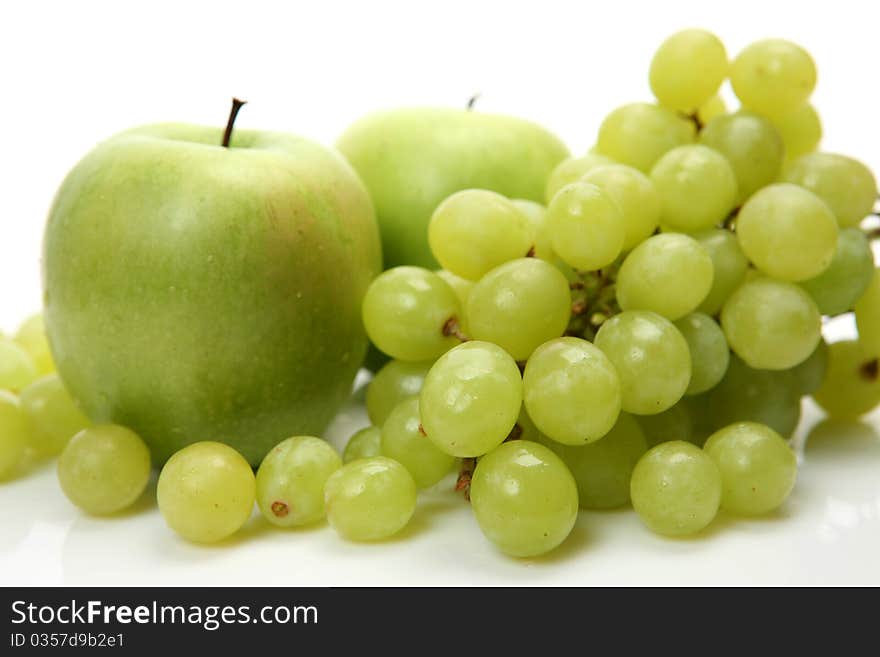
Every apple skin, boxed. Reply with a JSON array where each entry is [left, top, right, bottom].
[[337, 108, 569, 269], [43, 124, 381, 465]]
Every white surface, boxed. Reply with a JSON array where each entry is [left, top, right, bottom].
[[1, 0, 880, 585]]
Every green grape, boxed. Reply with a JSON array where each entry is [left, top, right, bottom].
[[343, 426, 382, 464], [516, 405, 548, 443], [704, 422, 797, 516], [466, 258, 571, 361], [635, 401, 694, 448], [630, 441, 721, 537], [782, 152, 878, 228], [730, 39, 817, 119], [57, 425, 151, 515], [545, 181, 624, 271], [800, 228, 874, 315], [649, 29, 728, 112], [434, 269, 475, 307], [788, 339, 828, 396], [428, 190, 533, 281], [707, 355, 802, 438], [581, 164, 661, 251], [594, 310, 691, 415], [13, 314, 55, 376], [255, 436, 341, 527], [157, 441, 256, 543], [419, 341, 522, 457], [19, 374, 90, 455], [682, 393, 717, 445], [0, 391, 29, 479], [470, 440, 578, 557], [721, 277, 821, 370], [380, 397, 455, 488], [544, 413, 647, 509], [366, 359, 433, 426], [773, 104, 822, 159], [324, 456, 417, 541], [674, 313, 729, 395], [511, 199, 554, 261], [736, 184, 838, 282], [649, 144, 738, 232], [856, 269, 880, 356], [522, 337, 621, 445], [696, 94, 727, 125], [0, 338, 37, 392], [596, 103, 696, 173], [699, 111, 784, 203], [544, 154, 614, 203], [361, 266, 461, 362], [812, 340, 880, 419], [694, 229, 749, 315], [616, 233, 714, 320]]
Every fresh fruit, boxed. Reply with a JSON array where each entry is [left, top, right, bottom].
[[19, 374, 90, 455], [813, 340, 880, 419], [693, 229, 749, 315], [0, 391, 29, 479], [596, 103, 695, 172], [730, 38, 817, 119], [255, 436, 342, 527], [772, 104, 822, 159], [380, 398, 455, 488], [545, 181, 624, 271], [855, 269, 880, 356], [44, 118, 381, 466], [13, 314, 55, 376], [544, 154, 614, 203], [649, 29, 728, 112], [580, 164, 661, 251], [365, 359, 433, 427], [635, 402, 694, 448], [342, 426, 382, 464], [674, 313, 730, 395], [57, 425, 151, 515], [800, 228, 873, 315], [0, 338, 37, 392]]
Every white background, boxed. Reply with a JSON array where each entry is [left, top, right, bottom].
[[1, 0, 879, 585]]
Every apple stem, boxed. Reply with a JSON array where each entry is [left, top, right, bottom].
[[466, 93, 481, 111], [222, 98, 248, 148]]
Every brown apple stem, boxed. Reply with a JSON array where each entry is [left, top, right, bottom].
[[222, 98, 248, 148], [466, 93, 481, 111]]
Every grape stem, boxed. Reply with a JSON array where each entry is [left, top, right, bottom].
[[222, 98, 247, 148], [442, 317, 471, 342], [456, 458, 476, 501], [722, 206, 740, 231], [682, 111, 704, 132]]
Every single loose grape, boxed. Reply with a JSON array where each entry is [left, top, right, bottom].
[[544, 413, 647, 509], [343, 426, 382, 464], [812, 340, 880, 419], [545, 181, 624, 271], [157, 441, 256, 543], [788, 340, 829, 396], [470, 440, 578, 557], [696, 94, 727, 125], [361, 267, 461, 362], [419, 341, 522, 458], [19, 374, 90, 455], [594, 311, 691, 415], [704, 422, 797, 516], [721, 277, 821, 370], [596, 103, 696, 173], [57, 425, 151, 515], [581, 164, 661, 251], [466, 258, 571, 361], [616, 233, 714, 320], [649, 144, 738, 232], [434, 269, 475, 307], [730, 39, 817, 119], [782, 152, 878, 228], [0, 391, 29, 479], [13, 314, 55, 376], [380, 397, 455, 488], [674, 313, 729, 395], [635, 402, 694, 448], [800, 228, 874, 316], [366, 359, 433, 427], [736, 184, 838, 282], [630, 441, 721, 537], [511, 199, 554, 261], [544, 154, 614, 203], [428, 190, 533, 281], [693, 229, 749, 315], [855, 269, 880, 356], [324, 456, 417, 541], [649, 29, 728, 112], [523, 337, 621, 445], [699, 111, 784, 203], [772, 104, 822, 159], [0, 338, 37, 392], [255, 436, 341, 527], [707, 355, 802, 438]]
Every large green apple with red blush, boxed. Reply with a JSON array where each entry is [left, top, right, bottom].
[[43, 105, 381, 465], [337, 107, 569, 269]]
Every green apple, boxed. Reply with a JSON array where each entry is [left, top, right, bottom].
[[43, 112, 381, 466], [337, 107, 569, 268]]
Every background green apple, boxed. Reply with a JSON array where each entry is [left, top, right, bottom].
[[337, 107, 570, 269], [43, 123, 381, 465]]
